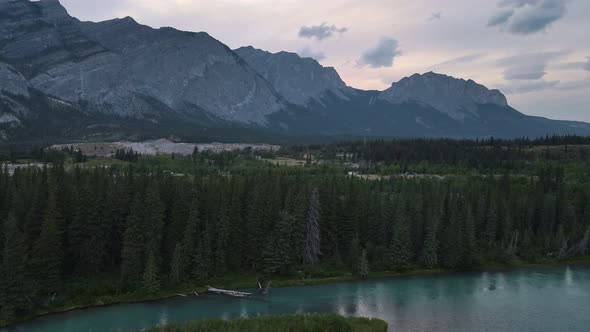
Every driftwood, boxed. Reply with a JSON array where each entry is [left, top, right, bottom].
[[207, 287, 252, 298], [260, 281, 272, 295]]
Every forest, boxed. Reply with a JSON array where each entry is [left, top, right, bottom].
[[1, 136, 590, 323]]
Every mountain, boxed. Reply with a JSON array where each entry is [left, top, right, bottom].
[[1, 0, 589, 143], [0, 0, 285, 131], [379, 72, 508, 121], [234, 46, 351, 106]]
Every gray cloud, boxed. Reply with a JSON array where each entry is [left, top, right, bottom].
[[499, 0, 541, 7], [297, 46, 326, 61], [298, 23, 348, 41], [503, 63, 546, 80], [357, 37, 402, 68], [428, 12, 442, 21], [488, 10, 514, 26], [552, 58, 590, 71], [496, 51, 568, 80], [499, 80, 560, 94], [556, 78, 590, 90], [430, 54, 484, 69], [488, 0, 568, 35], [500, 77, 590, 95]]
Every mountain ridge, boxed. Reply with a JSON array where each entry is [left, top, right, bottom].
[[1, 0, 589, 142]]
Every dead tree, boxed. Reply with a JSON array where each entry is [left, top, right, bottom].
[[303, 188, 321, 265]]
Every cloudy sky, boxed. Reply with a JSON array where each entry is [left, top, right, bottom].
[[60, 0, 590, 121]]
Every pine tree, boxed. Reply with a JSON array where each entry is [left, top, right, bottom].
[[121, 196, 145, 282], [461, 206, 479, 268], [350, 236, 361, 273], [303, 188, 321, 265], [142, 251, 160, 294], [169, 243, 184, 284], [194, 224, 211, 281], [214, 211, 230, 277], [262, 212, 294, 275], [30, 172, 64, 297], [389, 200, 412, 271], [358, 249, 369, 279], [485, 201, 498, 250], [0, 215, 28, 321], [144, 183, 165, 259], [420, 213, 439, 269]]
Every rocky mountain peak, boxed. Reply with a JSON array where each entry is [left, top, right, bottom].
[[234, 46, 349, 106], [379, 72, 508, 120], [35, 0, 70, 21]]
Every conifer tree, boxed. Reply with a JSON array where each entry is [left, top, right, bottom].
[[303, 188, 321, 265], [420, 214, 439, 269], [30, 172, 64, 296], [389, 200, 412, 271], [358, 249, 369, 279], [262, 212, 294, 275], [121, 196, 145, 282], [485, 201, 498, 250], [169, 243, 184, 284], [143, 250, 160, 294], [0, 215, 28, 321]]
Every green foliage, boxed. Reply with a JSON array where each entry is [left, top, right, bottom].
[[388, 200, 412, 271], [141, 314, 387, 332], [0, 215, 29, 321], [358, 249, 369, 279], [142, 251, 161, 294], [2, 137, 590, 322]]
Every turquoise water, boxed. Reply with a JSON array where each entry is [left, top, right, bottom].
[[4, 265, 590, 332]]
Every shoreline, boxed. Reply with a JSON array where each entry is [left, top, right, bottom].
[[3, 257, 590, 328]]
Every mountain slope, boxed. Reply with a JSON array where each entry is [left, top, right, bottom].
[[0, 0, 286, 126], [0, 0, 589, 142], [265, 72, 590, 138], [234, 46, 350, 106]]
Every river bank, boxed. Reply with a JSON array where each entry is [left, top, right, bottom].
[[3, 256, 590, 329]]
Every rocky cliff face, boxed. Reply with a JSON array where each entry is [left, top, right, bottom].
[[379, 72, 508, 120], [235, 46, 350, 106], [0, 0, 285, 124], [1, 0, 589, 141]]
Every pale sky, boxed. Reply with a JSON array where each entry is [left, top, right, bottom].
[[60, 0, 590, 122]]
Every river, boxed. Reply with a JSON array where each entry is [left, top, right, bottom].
[[4, 265, 590, 332]]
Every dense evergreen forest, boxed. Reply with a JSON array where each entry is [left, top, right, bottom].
[[1, 136, 590, 323]]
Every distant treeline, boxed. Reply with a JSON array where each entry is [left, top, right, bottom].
[[280, 135, 590, 173], [0, 153, 589, 321]]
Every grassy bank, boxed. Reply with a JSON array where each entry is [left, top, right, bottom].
[[140, 314, 387, 332], [3, 257, 590, 328]]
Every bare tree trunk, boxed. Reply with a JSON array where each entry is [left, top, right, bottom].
[[303, 188, 321, 265]]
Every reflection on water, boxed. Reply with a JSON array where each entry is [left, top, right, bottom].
[[4, 265, 590, 332]]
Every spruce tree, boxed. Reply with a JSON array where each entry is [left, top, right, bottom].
[[121, 196, 145, 282], [30, 172, 64, 297], [0, 215, 28, 321], [262, 212, 294, 275], [389, 200, 412, 271], [420, 214, 439, 269], [143, 251, 161, 294], [358, 249, 369, 279], [485, 201, 498, 250], [169, 243, 184, 284]]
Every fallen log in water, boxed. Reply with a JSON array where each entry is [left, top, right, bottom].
[[207, 287, 252, 298]]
